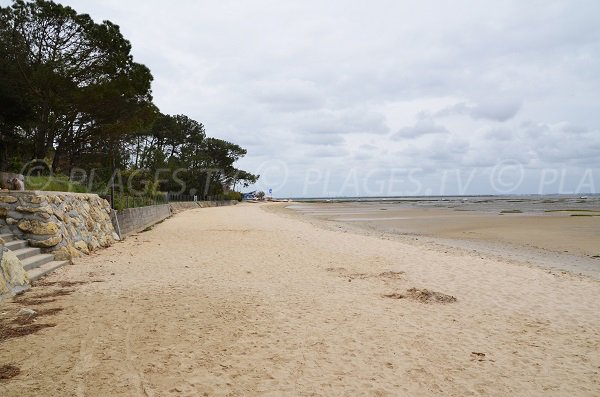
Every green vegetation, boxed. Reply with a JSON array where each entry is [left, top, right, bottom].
[[545, 209, 598, 212], [570, 214, 600, 217], [543, 209, 600, 217], [0, 0, 258, 199], [110, 193, 168, 211], [224, 191, 242, 201], [24, 176, 87, 193], [500, 209, 523, 214]]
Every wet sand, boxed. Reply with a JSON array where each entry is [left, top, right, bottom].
[[286, 200, 600, 278], [1, 203, 599, 396]]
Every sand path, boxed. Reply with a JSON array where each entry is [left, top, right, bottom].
[[1, 203, 599, 396]]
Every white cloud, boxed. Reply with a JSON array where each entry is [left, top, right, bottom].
[[35, 0, 600, 195], [392, 119, 449, 139], [436, 98, 522, 122]]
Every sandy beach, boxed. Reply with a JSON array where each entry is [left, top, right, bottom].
[[285, 199, 600, 278], [1, 203, 599, 396]]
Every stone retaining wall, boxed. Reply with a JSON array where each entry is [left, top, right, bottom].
[[0, 192, 239, 258], [0, 191, 117, 260]]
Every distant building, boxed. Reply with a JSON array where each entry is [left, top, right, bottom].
[[242, 191, 257, 200]]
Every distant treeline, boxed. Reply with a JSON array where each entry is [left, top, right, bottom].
[[0, 0, 258, 196]]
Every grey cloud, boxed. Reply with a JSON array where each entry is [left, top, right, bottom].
[[437, 99, 521, 122], [351, 143, 385, 161], [471, 99, 522, 122], [359, 144, 379, 151], [483, 127, 514, 141], [310, 146, 348, 158], [300, 109, 390, 136], [394, 137, 470, 167], [252, 79, 324, 111], [391, 119, 449, 139], [560, 122, 590, 134], [352, 152, 374, 161], [57, 0, 600, 196], [299, 133, 345, 145], [520, 121, 551, 138]]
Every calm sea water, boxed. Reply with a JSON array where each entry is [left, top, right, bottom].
[[284, 194, 600, 214]]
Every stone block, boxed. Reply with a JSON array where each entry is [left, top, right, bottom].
[[0, 249, 30, 298], [16, 205, 53, 214], [74, 240, 90, 254], [29, 195, 48, 204], [88, 236, 100, 251], [18, 219, 59, 235], [0, 195, 17, 203], [7, 210, 23, 219], [37, 212, 51, 220], [53, 209, 65, 221], [28, 234, 62, 248]]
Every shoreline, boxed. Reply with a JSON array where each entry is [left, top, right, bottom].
[[276, 202, 600, 279]]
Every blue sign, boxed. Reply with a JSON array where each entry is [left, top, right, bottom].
[[269, 188, 272, 194]]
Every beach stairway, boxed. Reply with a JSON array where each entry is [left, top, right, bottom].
[[1, 233, 69, 282]]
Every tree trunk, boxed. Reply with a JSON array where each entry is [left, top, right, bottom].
[[34, 99, 51, 161], [0, 134, 9, 172], [51, 140, 62, 173]]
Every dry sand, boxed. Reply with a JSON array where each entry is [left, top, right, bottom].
[[1, 202, 599, 396]]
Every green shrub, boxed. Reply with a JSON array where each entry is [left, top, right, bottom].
[[111, 193, 168, 211], [24, 175, 88, 193], [224, 191, 242, 201]]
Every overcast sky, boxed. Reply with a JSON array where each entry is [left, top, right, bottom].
[[16, 0, 600, 196]]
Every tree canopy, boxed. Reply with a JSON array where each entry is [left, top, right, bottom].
[[0, 0, 258, 196]]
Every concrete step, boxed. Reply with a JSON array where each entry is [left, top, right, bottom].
[[12, 247, 42, 261], [3, 235, 68, 281], [0, 233, 16, 242], [21, 253, 55, 271], [27, 260, 69, 282], [5, 240, 27, 250]]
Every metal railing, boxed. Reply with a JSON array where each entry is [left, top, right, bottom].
[[168, 193, 225, 202], [102, 192, 227, 210], [102, 193, 168, 211]]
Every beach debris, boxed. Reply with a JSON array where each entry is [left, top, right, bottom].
[[327, 267, 404, 281], [382, 288, 457, 304], [406, 288, 457, 303], [0, 323, 56, 342], [17, 308, 36, 318], [12, 308, 63, 325], [470, 352, 493, 362], [12, 297, 56, 306], [29, 289, 74, 299], [382, 293, 405, 299], [0, 364, 20, 380], [34, 280, 88, 288], [346, 273, 371, 280], [377, 271, 404, 279]]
